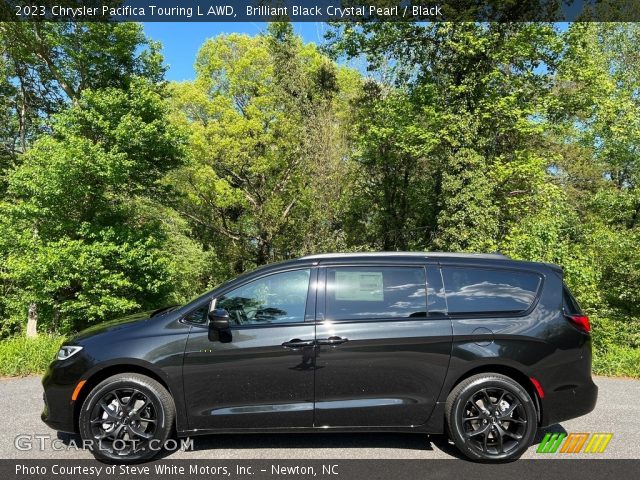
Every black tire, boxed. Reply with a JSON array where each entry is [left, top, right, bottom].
[[446, 373, 537, 462], [79, 373, 175, 463]]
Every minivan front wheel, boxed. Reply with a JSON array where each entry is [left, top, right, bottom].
[[446, 373, 537, 462], [79, 373, 175, 463]]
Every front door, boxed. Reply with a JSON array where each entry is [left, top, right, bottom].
[[183, 268, 316, 430], [313, 265, 452, 427]]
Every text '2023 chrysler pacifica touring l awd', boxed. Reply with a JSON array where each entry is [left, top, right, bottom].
[[42, 252, 597, 462]]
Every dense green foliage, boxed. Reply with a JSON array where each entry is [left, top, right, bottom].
[[167, 25, 359, 278], [0, 334, 63, 376], [0, 22, 638, 376], [324, 22, 640, 375]]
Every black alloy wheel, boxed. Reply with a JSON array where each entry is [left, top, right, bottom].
[[446, 373, 537, 462], [90, 388, 157, 451], [79, 373, 175, 462]]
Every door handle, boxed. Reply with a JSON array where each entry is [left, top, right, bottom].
[[282, 339, 315, 348], [316, 336, 349, 346]]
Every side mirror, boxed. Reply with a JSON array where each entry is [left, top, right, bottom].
[[208, 308, 230, 330], [208, 308, 232, 342]]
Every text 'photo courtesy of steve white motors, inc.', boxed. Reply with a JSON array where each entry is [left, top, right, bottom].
[[1, 1, 640, 480], [14, 461, 340, 477]]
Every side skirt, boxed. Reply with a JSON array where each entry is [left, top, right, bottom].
[[177, 403, 447, 438]]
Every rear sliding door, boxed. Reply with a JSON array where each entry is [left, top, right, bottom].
[[313, 265, 452, 427]]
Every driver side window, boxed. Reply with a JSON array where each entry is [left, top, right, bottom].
[[216, 269, 311, 326]]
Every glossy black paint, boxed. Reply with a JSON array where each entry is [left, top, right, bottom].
[[184, 322, 317, 429], [42, 252, 597, 438], [313, 265, 451, 427]]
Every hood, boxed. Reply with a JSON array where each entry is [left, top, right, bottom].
[[70, 306, 178, 343]]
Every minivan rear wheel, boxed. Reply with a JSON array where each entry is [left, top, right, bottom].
[[446, 373, 537, 462], [79, 373, 175, 463]]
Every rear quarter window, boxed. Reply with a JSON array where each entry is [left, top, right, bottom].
[[563, 284, 583, 315], [442, 267, 542, 315]]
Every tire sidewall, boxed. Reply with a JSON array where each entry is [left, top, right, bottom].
[[449, 376, 537, 462], [79, 376, 170, 463]]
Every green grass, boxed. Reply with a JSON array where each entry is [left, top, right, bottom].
[[0, 334, 64, 377], [593, 345, 640, 378]]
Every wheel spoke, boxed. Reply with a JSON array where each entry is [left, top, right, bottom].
[[113, 390, 127, 409], [498, 401, 519, 418], [113, 423, 126, 440], [96, 424, 124, 441], [127, 424, 154, 440], [503, 429, 523, 440], [503, 417, 527, 425], [131, 398, 151, 417], [97, 400, 119, 420], [131, 397, 155, 425], [483, 428, 490, 452], [463, 416, 481, 423], [126, 390, 142, 408], [91, 417, 111, 425], [478, 389, 493, 412], [137, 416, 157, 424], [495, 425, 504, 453], [467, 423, 491, 438]]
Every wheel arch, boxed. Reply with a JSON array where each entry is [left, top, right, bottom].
[[445, 364, 542, 424], [72, 361, 178, 433]]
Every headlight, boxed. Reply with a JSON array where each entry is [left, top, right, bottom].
[[57, 346, 83, 361]]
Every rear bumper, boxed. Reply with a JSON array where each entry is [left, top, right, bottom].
[[539, 377, 598, 427]]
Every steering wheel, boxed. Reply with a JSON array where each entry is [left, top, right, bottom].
[[229, 305, 248, 325]]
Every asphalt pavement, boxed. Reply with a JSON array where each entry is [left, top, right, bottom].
[[0, 376, 637, 460]]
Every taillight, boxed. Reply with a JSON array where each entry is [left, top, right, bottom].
[[566, 314, 591, 333]]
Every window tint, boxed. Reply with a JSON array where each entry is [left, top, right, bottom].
[[326, 267, 426, 320], [426, 266, 447, 317], [217, 269, 311, 325], [184, 306, 208, 324], [563, 284, 583, 315], [442, 267, 541, 315]]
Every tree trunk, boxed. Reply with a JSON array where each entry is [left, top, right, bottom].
[[26, 302, 38, 337]]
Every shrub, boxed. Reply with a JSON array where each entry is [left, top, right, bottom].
[[591, 314, 640, 378], [0, 334, 64, 376]]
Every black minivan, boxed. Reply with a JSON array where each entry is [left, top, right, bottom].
[[42, 252, 597, 462]]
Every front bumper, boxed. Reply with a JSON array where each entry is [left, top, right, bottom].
[[41, 383, 77, 433], [41, 355, 88, 434]]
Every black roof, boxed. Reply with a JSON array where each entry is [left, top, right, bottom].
[[300, 252, 507, 261], [293, 251, 561, 273]]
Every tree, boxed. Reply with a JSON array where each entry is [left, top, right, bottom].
[[0, 22, 163, 166], [327, 22, 562, 253], [434, 148, 499, 252], [550, 23, 640, 315], [342, 80, 440, 250], [169, 25, 358, 277], [0, 80, 204, 336]]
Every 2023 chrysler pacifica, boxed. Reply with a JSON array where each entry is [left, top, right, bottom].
[[42, 252, 597, 462]]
